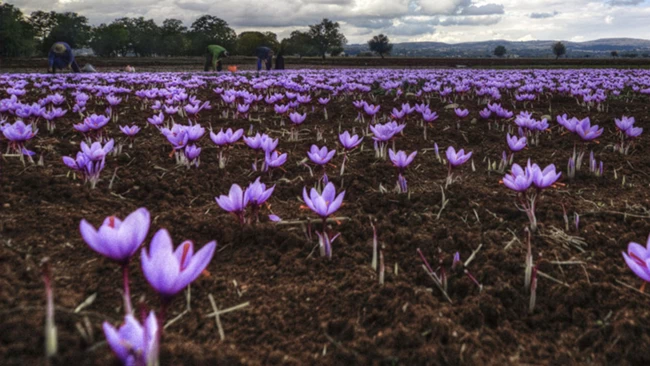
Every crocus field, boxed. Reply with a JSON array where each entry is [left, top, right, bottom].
[[1, 69, 650, 365]]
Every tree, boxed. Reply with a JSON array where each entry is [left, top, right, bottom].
[[42, 12, 92, 52], [159, 19, 189, 56], [236, 31, 279, 56], [1, 3, 36, 56], [28, 11, 57, 40], [368, 34, 392, 58], [611, 51, 618, 58], [552, 42, 566, 60], [90, 23, 129, 57], [281, 31, 317, 58], [114, 17, 160, 56], [494, 45, 507, 57], [188, 15, 236, 55], [307, 18, 347, 59]]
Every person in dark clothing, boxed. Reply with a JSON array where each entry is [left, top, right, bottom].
[[204, 45, 230, 72], [275, 53, 285, 70], [48, 42, 80, 74], [255, 46, 274, 72]]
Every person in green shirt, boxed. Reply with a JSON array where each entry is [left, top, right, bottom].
[[204, 45, 230, 72]]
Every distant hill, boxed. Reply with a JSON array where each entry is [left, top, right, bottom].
[[345, 38, 650, 58]]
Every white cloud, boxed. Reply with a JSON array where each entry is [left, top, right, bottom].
[[9, 0, 650, 43]]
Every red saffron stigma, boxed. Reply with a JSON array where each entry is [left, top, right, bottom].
[[108, 216, 116, 228], [180, 241, 191, 271]]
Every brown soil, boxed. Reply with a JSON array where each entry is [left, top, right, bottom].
[[1, 71, 650, 366]]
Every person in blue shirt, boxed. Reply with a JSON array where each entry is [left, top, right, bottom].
[[48, 42, 80, 74], [255, 46, 274, 72]]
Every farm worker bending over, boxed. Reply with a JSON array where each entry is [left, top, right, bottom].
[[255, 46, 274, 72], [48, 42, 80, 74], [204, 45, 230, 72]]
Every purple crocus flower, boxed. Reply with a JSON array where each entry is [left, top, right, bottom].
[[84, 114, 110, 130], [103, 312, 159, 366], [454, 108, 469, 118], [307, 145, 336, 166], [479, 108, 492, 119], [507, 133, 527, 152], [502, 164, 533, 192], [289, 112, 307, 125], [185, 124, 205, 141], [79, 208, 150, 263], [265, 151, 287, 169], [147, 112, 165, 127], [528, 162, 561, 189], [2, 120, 37, 143], [210, 128, 244, 146], [446, 146, 472, 167], [243, 133, 268, 150], [622, 234, 650, 282], [274, 104, 290, 114], [626, 126, 643, 138], [389, 149, 417, 171], [302, 182, 345, 219], [260, 136, 278, 153], [162, 125, 189, 149], [615, 116, 635, 131], [237, 104, 250, 114], [141, 229, 217, 299], [422, 109, 439, 123], [119, 125, 141, 137], [245, 178, 275, 206], [575, 118, 603, 141], [318, 97, 330, 105], [215, 184, 249, 223], [81, 139, 115, 161], [62, 152, 89, 171], [184, 144, 201, 161], [339, 131, 363, 150], [363, 103, 380, 116], [370, 121, 405, 142], [106, 95, 122, 106]]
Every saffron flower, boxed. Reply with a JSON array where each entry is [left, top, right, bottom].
[[575, 118, 603, 141], [307, 145, 336, 166], [503, 164, 533, 192], [529, 162, 561, 189], [147, 112, 165, 127], [119, 125, 141, 137], [302, 182, 345, 220], [80, 207, 150, 314], [289, 112, 307, 125], [339, 131, 363, 150], [103, 312, 159, 366], [141, 229, 217, 300], [215, 184, 249, 224], [79, 208, 150, 263], [622, 234, 650, 282], [446, 146, 472, 167], [265, 151, 287, 170], [389, 149, 417, 172], [454, 108, 469, 118], [615, 116, 635, 132], [507, 133, 527, 152], [210, 128, 244, 146], [81, 139, 114, 161]]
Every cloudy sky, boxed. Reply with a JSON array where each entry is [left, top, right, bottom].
[[8, 0, 650, 44]]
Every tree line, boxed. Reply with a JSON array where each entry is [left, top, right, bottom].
[[1, 3, 371, 58]]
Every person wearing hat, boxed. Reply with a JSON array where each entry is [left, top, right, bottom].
[[48, 42, 80, 74], [204, 45, 229, 72], [255, 46, 274, 72]]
